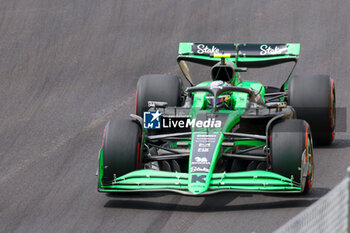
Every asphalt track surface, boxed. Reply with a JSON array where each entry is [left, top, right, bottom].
[[1, 1, 350, 233]]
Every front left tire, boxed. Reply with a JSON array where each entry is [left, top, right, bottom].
[[100, 118, 141, 186]]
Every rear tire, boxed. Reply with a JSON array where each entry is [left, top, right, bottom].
[[101, 118, 141, 185], [136, 74, 184, 116], [288, 75, 335, 145], [270, 119, 314, 193]]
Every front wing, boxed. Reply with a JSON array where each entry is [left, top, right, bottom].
[[98, 169, 301, 195]]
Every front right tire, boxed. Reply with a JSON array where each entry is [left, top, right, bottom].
[[270, 119, 314, 193]]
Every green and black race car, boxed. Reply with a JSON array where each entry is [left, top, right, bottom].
[[97, 43, 335, 195]]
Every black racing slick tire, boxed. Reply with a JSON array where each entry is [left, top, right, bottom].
[[135, 74, 184, 116], [270, 119, 314, 193], [101, 118, 141, 185], [288, 75, 335, 145]]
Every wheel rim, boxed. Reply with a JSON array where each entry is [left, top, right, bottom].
[[302, 125, 314, 192], [306, 134, 314, 190]]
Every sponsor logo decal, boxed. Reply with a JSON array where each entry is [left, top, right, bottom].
[[198, 148, 209, 152], [191, 174, 206, 183], [191, 167, 209, 173], [193, 156, 210, 164], [260, 44, 287, 55], [196, 44, 220, 54], [190, 134, 219, 174], [199, 143, 210, 147], [193, 43, 237, 55]]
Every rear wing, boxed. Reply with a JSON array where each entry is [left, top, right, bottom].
[[177, 42, 300, 85], [178, 42, 300, 67]]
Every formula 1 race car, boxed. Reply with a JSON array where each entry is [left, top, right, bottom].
[[97, 43, 335, 195]]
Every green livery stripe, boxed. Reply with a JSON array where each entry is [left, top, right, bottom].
[[178, 42, 193, 54], [98, 148, 104, 187]]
